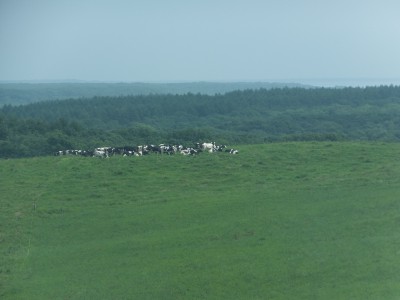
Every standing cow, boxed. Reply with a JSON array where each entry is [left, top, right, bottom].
[[201, 142, 216, 153]]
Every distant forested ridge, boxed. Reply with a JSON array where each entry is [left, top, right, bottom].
[[1, 86, 400, 157], [0, 81, 308, 106]]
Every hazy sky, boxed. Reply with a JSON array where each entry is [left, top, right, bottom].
[[1, 0, 400, 84]]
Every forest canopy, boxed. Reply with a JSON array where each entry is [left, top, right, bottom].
[[1, 85, 400, 158]]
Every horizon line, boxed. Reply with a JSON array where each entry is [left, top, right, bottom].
[[1, 77, 400, 87]]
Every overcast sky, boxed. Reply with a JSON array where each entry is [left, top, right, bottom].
[[1, 0, 400, 85]]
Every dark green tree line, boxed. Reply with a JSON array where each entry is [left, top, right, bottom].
[[1, 86, 400, 157]]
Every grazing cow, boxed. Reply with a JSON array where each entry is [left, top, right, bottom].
[[214, 144, 227, 152], [146, 144, 160, 154], [202, 142, 215, 153], [162, 144, 176, 155], [180, 147, 198, 156], [94, 148, 109, 158], [125, 146, 138, 156], [112, 146, 137, 156], [93, 150, 107, 158], [225, 148, 239, 154], [137, 145, 143, 156]]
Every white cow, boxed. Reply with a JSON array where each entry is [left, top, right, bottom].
[[93, 149, 108, 158], [201, 142, 215, 153], [137, 145, 143, 156]]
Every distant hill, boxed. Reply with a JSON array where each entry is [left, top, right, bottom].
[[0, 81, 309, 106], [2, 86, 400, 158]]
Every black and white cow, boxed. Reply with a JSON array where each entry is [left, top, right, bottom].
[[180, 147, 198, 155], [225, 148, 239, 154], [112, 146, 137, 156], [214, 144, 227, 152]]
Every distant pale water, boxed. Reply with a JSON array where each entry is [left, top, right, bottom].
[[1, 78, 400, 88], [289, 78, 400, 88]]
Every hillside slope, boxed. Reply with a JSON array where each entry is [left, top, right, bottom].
[[1, 142, 400, 299]]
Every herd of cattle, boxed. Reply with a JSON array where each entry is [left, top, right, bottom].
[[55, 142, 239, 158]]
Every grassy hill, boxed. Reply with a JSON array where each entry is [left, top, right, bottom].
[[1, 142, 400, 299]]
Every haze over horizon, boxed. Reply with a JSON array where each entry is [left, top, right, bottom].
[[1, 0, 400, 87]]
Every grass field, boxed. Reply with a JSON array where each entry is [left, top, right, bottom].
[[1, 142, 400, 299]]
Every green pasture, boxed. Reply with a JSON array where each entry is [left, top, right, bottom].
[[1, 142, 400, 299]]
